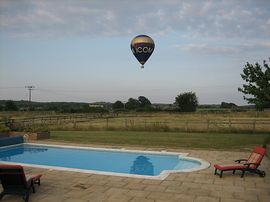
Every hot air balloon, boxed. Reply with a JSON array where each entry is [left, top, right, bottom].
[[130, 35, 155, 68]]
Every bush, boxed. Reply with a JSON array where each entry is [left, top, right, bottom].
[[4, 100, 18, 111], [263, 135, 270, 148], [113, 108, 128, 113], [22, 125, 50, 133], [113, 101, 124, 110], [10, 124, 50, 133], [175, 92, 198, 112], [221, 102, 237, 108], [136, 107, 161, 112], [0, 125, 11, 133], [87, 107, 109, 113], [125, 98, 141, 110]]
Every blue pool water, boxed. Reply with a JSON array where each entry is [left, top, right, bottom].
[[0, 144, 201, 176]]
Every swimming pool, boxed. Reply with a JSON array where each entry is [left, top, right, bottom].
[[0, 143, 209, 179]]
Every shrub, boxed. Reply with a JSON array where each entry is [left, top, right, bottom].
[[4, 100, 18, 111], [113, 101, 124, 110], [0, 125, 11, 133], [263, 135, 270, 148], [175, 92, 198, 112]]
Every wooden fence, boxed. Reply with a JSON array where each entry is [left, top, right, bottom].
[[85, 118, 270, 133], [1, 114, 270, 133]]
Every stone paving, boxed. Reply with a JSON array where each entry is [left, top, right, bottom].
[[1, 143, 269, 202]]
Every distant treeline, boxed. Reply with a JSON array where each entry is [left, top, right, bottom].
[[0, 100, 109, 113], [0, 99, 254, 113]]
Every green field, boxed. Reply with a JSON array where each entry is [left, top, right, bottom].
[[1, 111, 269, 151], [2, 111, 270, 133], [50, 130, 268, 151]]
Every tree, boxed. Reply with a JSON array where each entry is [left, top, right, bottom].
[[220, 102, 237, 109], [138, 96, 151, 107], [113, 100, 124, 110], [238, 59, 270, 110], [175, 92, 198, 112], [5, 100, 18, 111], [125, 98, 140, 110]]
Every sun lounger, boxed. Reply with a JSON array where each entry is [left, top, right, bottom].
[[0, 164, 42, 202], [214, 146, 266, 178]]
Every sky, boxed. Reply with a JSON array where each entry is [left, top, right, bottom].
[[0, 0, 270, 105]]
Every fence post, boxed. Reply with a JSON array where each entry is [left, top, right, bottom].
[[130, 120, 134, 127], [252, 120, 256, 133], [185, 121, 188, 132], [106, 118, 109, 129], [73, 119, 77, 128], [88, 121, 92, 129], [207, 119, 210, 132], [229, 119, 232, 132]]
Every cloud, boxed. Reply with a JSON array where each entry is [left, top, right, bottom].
[[0, 0, 269, 39], [173, 40, 270, 55], [175, 44, 238, 54]]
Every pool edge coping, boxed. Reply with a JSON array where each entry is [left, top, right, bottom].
[[0, 143, 210, 180]]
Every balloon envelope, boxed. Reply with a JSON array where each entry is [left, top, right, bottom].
[[130, 35, 155, 68]]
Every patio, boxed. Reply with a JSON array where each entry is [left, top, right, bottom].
[[1, 143, 269, 202]]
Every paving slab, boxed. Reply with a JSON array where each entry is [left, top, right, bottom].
[[0, 143, 269, 202]]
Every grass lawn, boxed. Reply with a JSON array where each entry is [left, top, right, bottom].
[[50, 131, 269, 151]]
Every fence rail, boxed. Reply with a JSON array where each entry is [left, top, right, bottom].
[[1, 114, 270, 133]]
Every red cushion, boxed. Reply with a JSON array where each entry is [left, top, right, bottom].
[[31, 174, 42, 181], [246, 147, 266, 166], [0, 164, 23, 170], [25, 174, 42, 182], [214, 164, 247, 171], [1, 164, 42, 182]]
